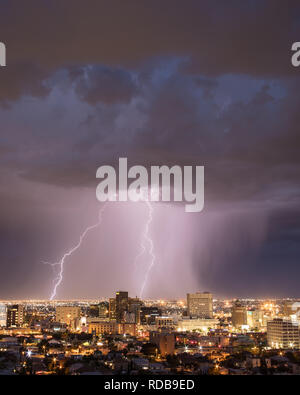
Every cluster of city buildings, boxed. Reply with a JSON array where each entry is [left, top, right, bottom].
[[0, 293, 300, 375]]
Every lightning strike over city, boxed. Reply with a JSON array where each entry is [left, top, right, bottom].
[[47, 203, 108, 300], [139, 200, 156, 299], [46, 190, 158, 300]]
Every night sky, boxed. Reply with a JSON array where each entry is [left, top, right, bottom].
[[0, 1, 299, 299]]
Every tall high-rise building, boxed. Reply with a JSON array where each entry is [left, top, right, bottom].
[[231, 301, 247, 328], [267, 318, 300, 350], [55, 306, 81, 326], [246, 309, 264, 329], [99, 301, 109, 319], [187, 292, 213, 318], [109, 298, 116, 320], [0, 304, 7, 327], [88, 302, 108, 319], [115, 291, 128, 323], [128, 297, 143, 324], [6, 305, 24, 328]]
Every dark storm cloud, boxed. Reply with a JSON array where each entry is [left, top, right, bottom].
[[70, 65, 138, 104], [0, 0, 300, 101], [2, 59, 299, 204], [54, 72, 300, 202], [0, 62, 50, 103]]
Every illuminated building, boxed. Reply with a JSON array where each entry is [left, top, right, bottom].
[[123, 311, 136, 324], [246, 309, 264, 329], [88, 320, 136, 336], [6, 304, 24, 328], [88, 302, 108, 319], [187, 292, 213, 318], [0, 304, 6, 327], [155, 316, 175, 328], [150, 331, 175, 356], [119, 323, 137, 336], [88, 304, 100, 318], [177, 317, 219, 332], [50, 322, 67, 332], [88, 320, 118, 335], [267, 318, 300, 350], [128, 297, 143, 324], [109, 298, 116, 320], [115, 291, 128, 323], [99, 301, 109, 318], [231, 302, 247, 328], [140, 306, 161, 325], [55, 306, 81, 326]]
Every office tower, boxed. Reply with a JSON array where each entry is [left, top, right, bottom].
[[55, 306, 81, 326], [88, 304, 100, 318], [140, 306, 161, 325], [187, 292, 213, 318], [118, 323, 137, 336], [123, 311, 136, 324], [87, 302, 108, 319], [0, 304, 7, 327], [231, 301, 247, 328], [109, 298, 116, 320], [6, 304, 24, 327], [128, 297, 143, 324], [115, 291, 128, 323], [99, 301, 109, 318], [246, 309, 264, 329], [267, 318, 300, 350]]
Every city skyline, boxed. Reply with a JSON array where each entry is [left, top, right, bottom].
[[0, 291, 300, 375]]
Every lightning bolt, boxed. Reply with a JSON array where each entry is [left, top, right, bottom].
[[132, 187, 158, 299], [45, 188, 158, 301], [46, 203, 108, 300], [139, 199, 156, 299]]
